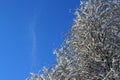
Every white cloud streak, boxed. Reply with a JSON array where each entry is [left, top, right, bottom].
[[28, 11, 38, 71], [31, 26, 37, 70]]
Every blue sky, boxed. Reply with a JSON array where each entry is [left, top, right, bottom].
[[0, 0, 80, 79]]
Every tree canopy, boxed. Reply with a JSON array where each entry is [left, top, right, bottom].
[[26, 0, 120, 80]]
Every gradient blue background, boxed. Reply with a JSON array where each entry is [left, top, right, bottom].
[[0, 0, 80, 79]]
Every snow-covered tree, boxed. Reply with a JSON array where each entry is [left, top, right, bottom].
[[26, 0, 120, 80]]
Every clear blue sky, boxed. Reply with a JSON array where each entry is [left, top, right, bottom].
[[0, 0, 80, 79]]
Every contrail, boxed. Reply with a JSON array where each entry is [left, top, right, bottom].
[[31, 26, 37, 70], [28, 11, 38, 71]]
